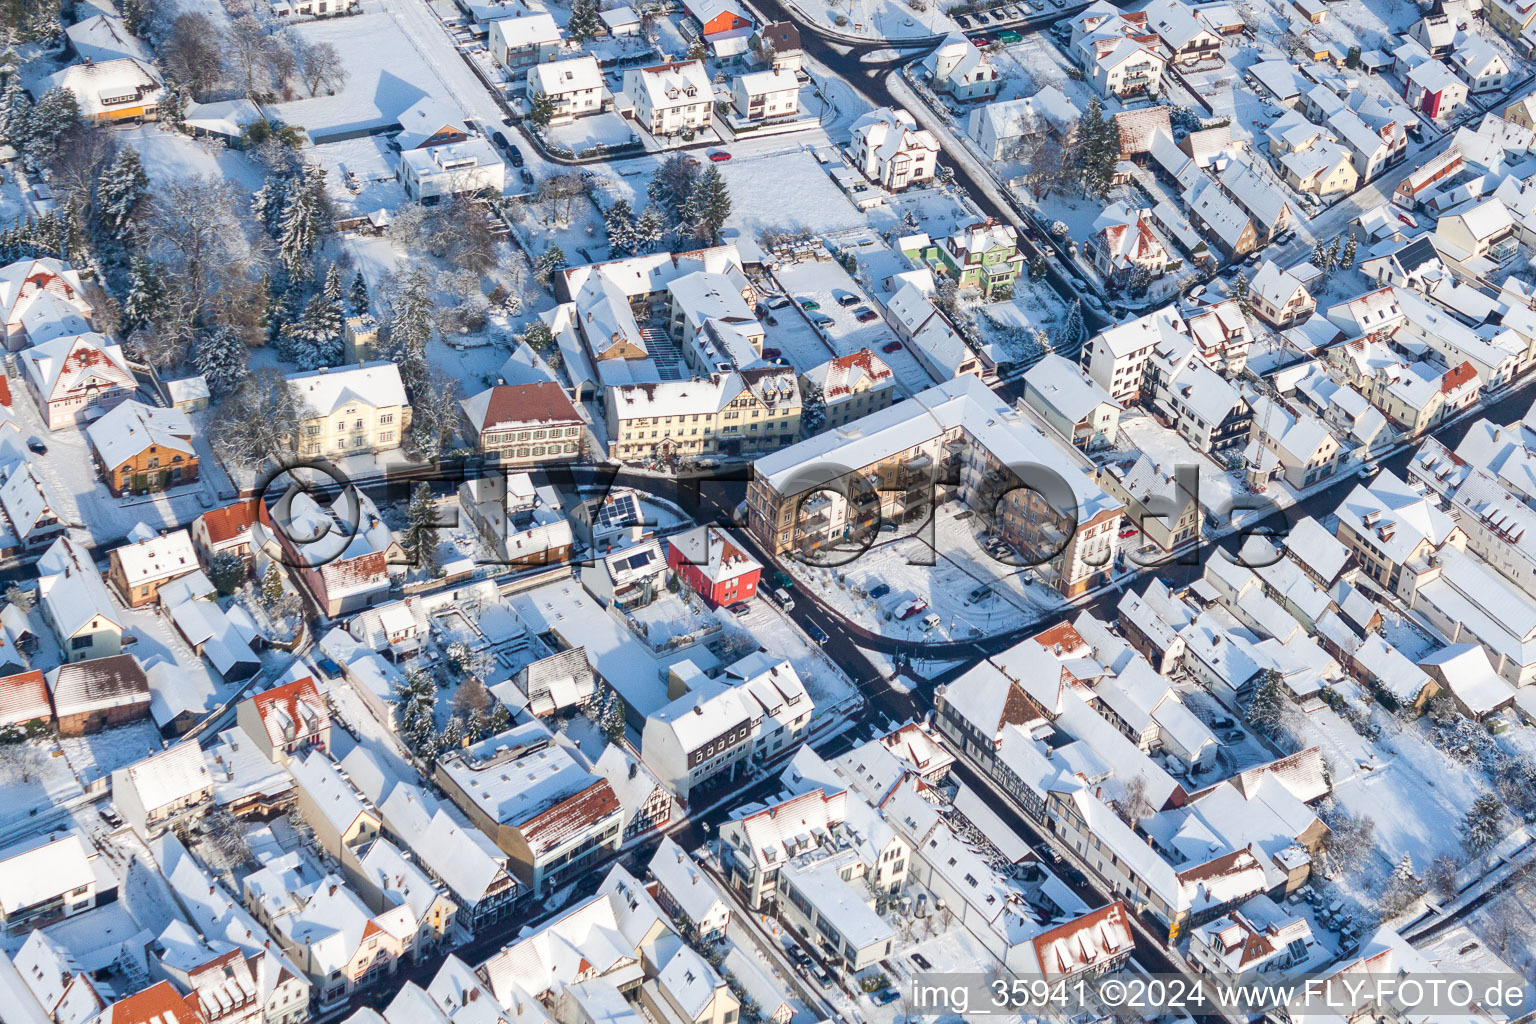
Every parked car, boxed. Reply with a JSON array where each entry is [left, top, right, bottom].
[[1120, 527, 1139, 538], [836, 292, 860, 306], [727, 601, 751, 617], [911, 953, 933, 970], [761, 347, 782, 359], [966, 584, 992, 603], [998, 28, 1022, 42], [1246, 250, 1263, 265], [1048, 0, 1065, 8], [709, 150, 732, 161], [971, 34, 990, 43], [882, 340, 904, 353], [519, 168, 535, 186], [920, 611, 941, 631], [956, 13, 972, 25], [26, 437, 45, 455], [768, 587, 795, 611], [854, 306, 879, 323], [810, 313, 834, 327], [767, 295, 793, 309], [800, 298, 821, 310], [974, 9, 990, 20], [770, 570, 795, 591], [868, 582, 891, 600], [506, 144, 524, 166], [873, 990, 900, 1006], [807, 623, 829, 645], [1188, 283, 1206, 299], [99, 806, 123, 828]]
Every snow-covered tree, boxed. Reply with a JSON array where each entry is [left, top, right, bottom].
[[1246, 670, 1287, 732], [1380, 853, 1426, 917], [277, 164, 330, 281], [1339, 234, 1357, 271], [208, 370, 306, 472], [1461, 792, 1505, 857], [123, 255, 167, 329], [600, 688, 625, 740], [96, 146, 149, 240], [1230, 269, 1251, 318], [195, 324, 252, 396], [1319, 808, 1375, 877], [633, 206, 665, 253], [252, 175, 288, 237], [402, 481, 441, 576], [647, 154, 699, 228], [323, 262, 343, 307], [1073, 95, 1118, 199], [208, 551, 246, 595], [534, 244, 566, 281], [487, 701, 512, 734], [0, 76, 30, 150], [524, 319, 555, 352], [566, 0, 603, 39], [279, 293, 343, 369], [393, 668, 438, 755], [23, 86, 80, 167], [401, 368, 459, 463], [683, 167, 732, 245], [605, 198, 637, 257], [385, 267, 434, 360], [260, 561, 285, 605], [349, 269, 369, 316], [1055, 299, 1084, 351]]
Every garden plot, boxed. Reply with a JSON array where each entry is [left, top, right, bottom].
[[629, 593, 719, 649], [309, 136, 408, 218], [267, 12, 463, 141], [782, 501, 1064, 641], [711, 600, 859, 711], [865, 185, 980, 241], [973, 281, 1072, 368], [711, 146, 866, 239], [118, 125, 267, 190], [990, 32, 1101, 109], [547, 113, 637, 154], [0, 736, 89, 823]]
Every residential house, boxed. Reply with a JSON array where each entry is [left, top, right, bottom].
[[110, 741, 213, 836], [1405, 60, 1469, 119], [1087, 203, 1169, 287], [1450, 36, 1510, 93], [288, 362, 411, 458], [191, 501, 260, 568], [87, 400, 197, 495], [42, 58, 162, 122], [1188, 897, 1317, 983], [1436, 196, 1519, 262], [0, 258, 94, 350], [849, 107, 938, 190], [648, 837, 731, 941], [0, 459, 66, 553], [393, 97, 470, 150], [928, 220, 1025, 295], [1334, 469, 1466, 603], [255, 487, 403, 616], [527, 56, 606, 123], [488, 12, 562, 70], [433, 721, 623, 896], [20, 332, 136, 430], [682, 0, 755, 56], [1183, 176, 1259, 259], [286, 750, 383, 860], [1143, 0, 1223, 64], [65, 14, 149, 63], [799, 349, 896, 429], [665, 525, 761, 607], [966, 88, 1077, 162], [348, 838, 458, 958], [0, 832, 103, 934], [1218, 161, 1293, 244], [753, 21, 802, 72], [458, 381, 585, 465], [594, 743, 674, 840], [927, 33, 1000, 101], [37, 536, 124, 665], [623, 61, 713, 137], [731, 69, 798, 121], [397, 140, 506, 202], [1021, 353, 1123, 449], [457, 473, 574, 568], [108, 528, 199, 607], [1248, 262, 1315, 327], [879, 275, 984, 379], [237, 676, 330, 764], [1072, 3, 1167, 97], [13, 929, 107, 1024]]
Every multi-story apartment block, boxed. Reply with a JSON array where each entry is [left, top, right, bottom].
[[748, 375, 1121, 597], [623, 60, 713, 137], [488, 12, 562, 71], [849, 107, 938, 190], [606, 368, 801, 463], [799, 349, 896, 429], [527, 55, 605, 123], [287, 362, 411, 458], [731, 68, 799, 120]]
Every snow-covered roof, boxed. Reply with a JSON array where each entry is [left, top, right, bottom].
[[111, 528, 197, 590], [489, 10, 561, 46], [20, 333, 133, 405], [65, 14, 149, 63], [460, 381, 582, 432], [0, 833, 95, 916], [666, 525, 761, 586], [647, 836, 726, 925], [114, 741, 211, 814], [44, 57, 162, 119], [531, 55, 603, 96], [628, 60, 712, 111], [287, 361, 407, 415], [394, 96, 468, 150], [182, 99, 261, 139]]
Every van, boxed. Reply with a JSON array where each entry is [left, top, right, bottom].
[[920, 612, 941, 631], [769, 587, 795, 611], [898, 598, 929, 620]]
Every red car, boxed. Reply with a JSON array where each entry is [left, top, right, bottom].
[[854, 307, 879, 323], [1119, 527, 1139, 538], [709, 150, 732, 162], [882, 341, 903, 353], [761, 347, 781, 359]]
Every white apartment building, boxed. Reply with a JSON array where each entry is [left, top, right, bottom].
[[731, 68, 799, 121], [623, 60, 713, 137], [287, 361, 412, 457], [527, 55, 605, 122], [849, 107, 938, 190], [397, 138, 506, 202]]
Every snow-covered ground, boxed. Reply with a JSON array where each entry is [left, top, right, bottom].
[[781, 500, 1066, 642], [711, 599, 860, 711]]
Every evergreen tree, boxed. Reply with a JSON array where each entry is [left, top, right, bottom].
[[1056, 299, 1084, 351], [323, 262, 343, 307], [208, 551, 246, 595], [252, 176, 288, 237], [260, 561, 285, 605], [1380, 853, 1426, 916], [602, 691, 626, 741], [487, 701, 512, 734], [566, 0, 602, 40], [1246, 670, 1287, 733], [1230, 269, 1251, 317], [1461, 792, 1505, 857], [524, 319, 554, 352], [633, 206, 665, 253], [0, 45, 18, 83], [195, 324, 251, 396], [96, 146, 150, 239], [604, 198, 637, 257], [534, 244, 566, 280], [349, 269, 369, 315], [647, 154, 699, 228], [123, 255, 167, 329], [528, 91, 556, 126], [22, 86, 79, 167], [682, 167, 731, 245], [393, 668, 438, 754], [0, 77, 30, 151], [279, 293, 344, 369], [1074, 96, 1117, 199], [1339, 234, 1357, 271], [277, 165, 328, 281], [386, 268, 434, 360], [402, 481, 441, 576]]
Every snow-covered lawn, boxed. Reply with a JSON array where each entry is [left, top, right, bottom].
[[711, 599, 859, 711], [547, 113, 637, 154], [309, 136, 409, 219], [117, 124, 268, 190], [781, 501, 1065, 642], [974, 281, 1071, 368], [267, 11, 466, 140], [776, 0, 956, 41], [58, 720, 166, 787], [0, 736, 88, 821], [629, 593, 719, 649], [713, 146, 866, 239]]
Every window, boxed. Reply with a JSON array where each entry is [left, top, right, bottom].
[[71, 635, 92, 650]]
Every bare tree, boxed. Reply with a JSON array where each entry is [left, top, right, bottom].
[[225, 14, 276, 97], [297, 39, 346, 97], [430, 196, 499, 276], [47, 124, 118, 224], [161, 13, 226, 100], [139, 175, 267, 324], [208, 369, 308, 471], [1112, 775, 1151, 825], [1426, 854, 1461, 902]]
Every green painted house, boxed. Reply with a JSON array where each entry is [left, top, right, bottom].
[[903, 221, 1024, 296]]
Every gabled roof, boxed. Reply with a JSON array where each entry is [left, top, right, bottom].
[[286, 361, 408, 415], [0, 669, 50, 727], [48, 654, 149, 718], [666, 525, 761, 585], [394, 97, 467, 149], [65, 14, 149, 63], [111, 528, 198, 590], [114, 741, 212, 813], [20, 333, 133, 404], [249, 677, 326, 747], [460, 381, 582, 432]]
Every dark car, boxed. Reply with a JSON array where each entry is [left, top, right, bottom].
[[761, 347, 782, 359], [520, 168, 535, 186], [868, 582, 891, 600], [854, 306, 879, 323], [727, 601, 751, 617], [506, 144, 525, 166], [770, 570, 794, 590], [911, 953, 933, 970], [836, 292, 860, 307], [873, 990, 900, 1006], [974, 9, 990, 20], [881, 340, 903, 353], [956, 13, 972, 25], [806, 624, 829, 645], [26, 437, 45, 455]]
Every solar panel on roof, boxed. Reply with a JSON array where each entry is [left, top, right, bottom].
[[595, 493, 641, 529]]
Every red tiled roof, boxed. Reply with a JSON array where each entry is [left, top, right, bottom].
[[249, 677, 323, 745], [102, 981, 207, 1024], [471, 382, 582, 431], [0, 374, 12, 409], [1114, 106, 1171, 156], [198, 501, 259, 544], [520, 779, 620, 851], [0, 669, 50, 727], [1441, 360, 1477, 394], [1030, 901, 1135, 978]]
